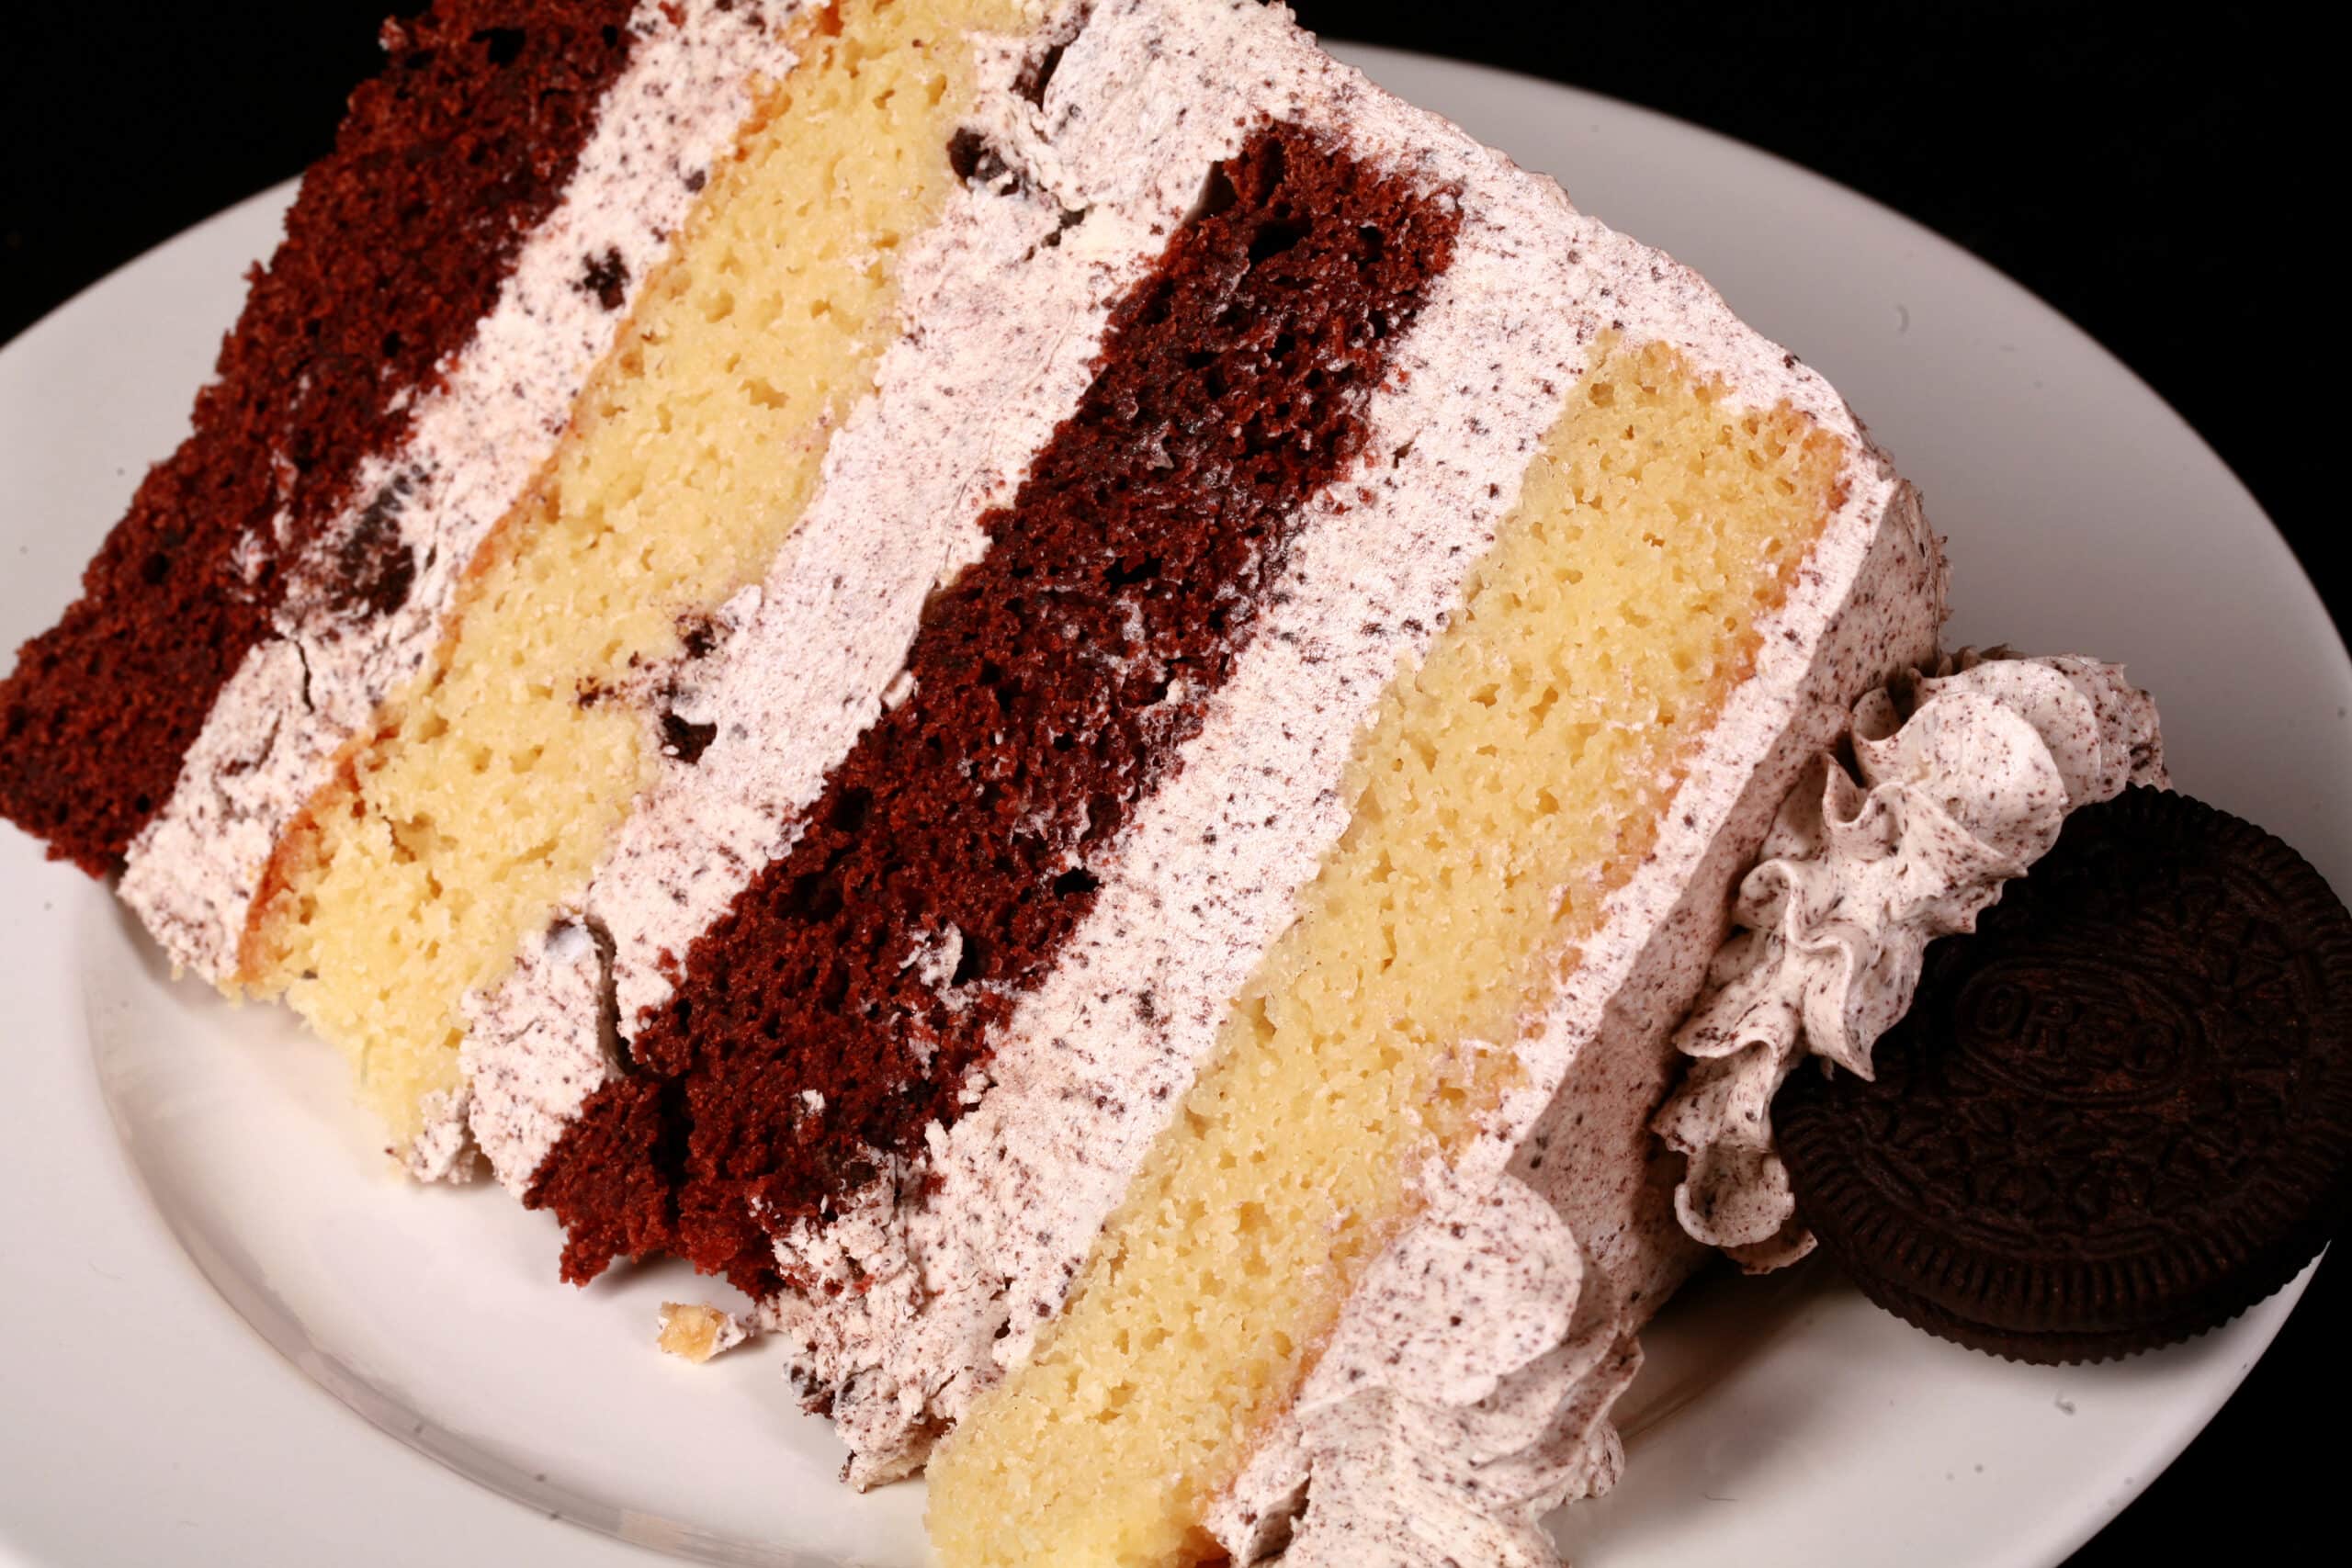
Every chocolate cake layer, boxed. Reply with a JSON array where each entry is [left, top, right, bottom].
[[0, 0, 639, 874], [527, 123, 1463, 1293]]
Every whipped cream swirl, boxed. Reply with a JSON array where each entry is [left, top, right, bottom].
[[1653, 649, 2165, 1269]]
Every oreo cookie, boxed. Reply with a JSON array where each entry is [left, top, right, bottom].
[[1779, 786, 2352, 1364]]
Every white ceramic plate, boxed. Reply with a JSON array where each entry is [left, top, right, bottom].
[[1, 45, 2340, 1568]]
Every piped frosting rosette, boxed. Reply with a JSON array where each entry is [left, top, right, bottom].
[[1653, 649, 2166, 1269], [1208, 1165, 1638, 1567]]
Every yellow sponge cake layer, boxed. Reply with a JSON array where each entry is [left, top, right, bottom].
[[243, 0, 1031, 1147], [924, 338, 1845, 1566]]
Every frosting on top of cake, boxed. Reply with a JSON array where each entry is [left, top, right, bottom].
[[1655, 650, 2166, 1270]]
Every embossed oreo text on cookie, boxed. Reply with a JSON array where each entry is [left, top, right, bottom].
[[1779, 786, 2352, 1364], [1951, 953, 2199, 1108]]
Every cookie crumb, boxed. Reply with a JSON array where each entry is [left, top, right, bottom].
[[658, 1302, 754, 1363]]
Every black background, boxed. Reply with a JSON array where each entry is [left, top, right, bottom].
[[0, 3, 2335, 1562]]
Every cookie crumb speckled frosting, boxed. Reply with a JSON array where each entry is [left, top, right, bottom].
[[1656, 649, 2165, 1270]]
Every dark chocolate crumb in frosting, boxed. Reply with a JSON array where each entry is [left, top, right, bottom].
[[578, 246, 632, 310], [1781, 786, 2352, 1364], [945, 127, 1010, 186], [329, 468, 427, 620], [658, 711, 718, 764], [527, 123, 1463, 1294]]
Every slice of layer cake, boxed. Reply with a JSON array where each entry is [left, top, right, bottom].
[[435, 3, 1945, 1559], [2, 2, 1951, 1562]]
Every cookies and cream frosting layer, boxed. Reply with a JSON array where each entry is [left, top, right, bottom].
[[118, 0, 799, 980]]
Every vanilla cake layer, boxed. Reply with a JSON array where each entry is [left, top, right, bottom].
[[447, 3, 1945, 1557], [223, 0, 1051, 1152]]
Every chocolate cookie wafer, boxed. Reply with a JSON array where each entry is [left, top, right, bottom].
[[1779, 785, 2352, 1364]]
